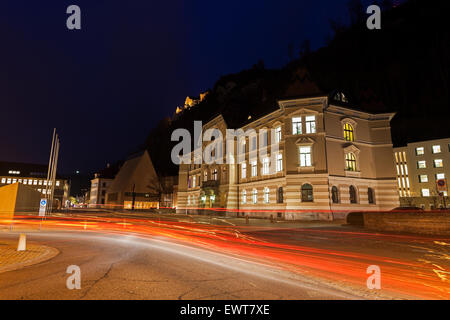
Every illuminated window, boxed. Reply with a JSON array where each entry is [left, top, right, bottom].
[[305, 116, 316, 134], [292, 117, 302, 135], [33, 180, 38, 185], [415, 147, 424, 155], [204, 171, 208, 182], [345, 153, 357, 171], [419, 175, 428, 183], [260, 131, 268, 148], [432, 145, 441, 154], [434, 159, 443, 168], [276, 153, 283, 172], [251, 136, 257, 151], [242, 190, 247, 204], [12, 179, 17, 183], [263, 187, 270, 203], [187, 195, 191, 205], [1, 178, 5, 183], [251, 161, 257, 177], [262, 157, 270, 175], [275, 126, 282, 143], [56, 181, 60, 186], [252, 189, 257, 204], [23, 179, 27, 185], [417, 160, 426, 169], [436, 173, 445, 180], [299, 146, 312, 167], [38, 189, 41, 192], [39, 180, 43, 185], [212, 169, 218, 180], [343, 123, 354, 142], [241, 139, 246, 154], [7, 178, 11, 184], [421, 189, 430, 197], [301, 184, 313, 202], [192, 176, 196, 188], [241, 163, 247, 179]]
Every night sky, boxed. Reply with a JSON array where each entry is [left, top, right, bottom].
[[1, 0, 378, 174]]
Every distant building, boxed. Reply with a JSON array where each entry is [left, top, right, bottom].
[[393, 138, 450, 209], [0, 161, 70, 209], [177, 92, 399, 220], [89, 164, 117, 207], [105, 150, 176, 209]]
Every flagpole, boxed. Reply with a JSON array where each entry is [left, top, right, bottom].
[[45, 128, 56, 215]]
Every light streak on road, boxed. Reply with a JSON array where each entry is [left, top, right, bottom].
[[1, 215, 449, 299]]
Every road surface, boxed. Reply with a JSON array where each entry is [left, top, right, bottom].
[[0, 212, 448, 300]]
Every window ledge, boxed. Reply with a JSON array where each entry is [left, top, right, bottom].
[[297, 166, 315, 173], [345, 170, 361, 178]]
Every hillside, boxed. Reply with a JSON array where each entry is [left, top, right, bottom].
[[146, 0, 450, 176]]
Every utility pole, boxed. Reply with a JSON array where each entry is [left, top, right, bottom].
[[131, 183, 136, 211]]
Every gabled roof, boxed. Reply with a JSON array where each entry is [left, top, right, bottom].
[[107, 150, 158, 194]]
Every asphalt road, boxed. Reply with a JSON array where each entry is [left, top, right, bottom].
[[0, 211, 449, 300], [0, 231, 360, 300]]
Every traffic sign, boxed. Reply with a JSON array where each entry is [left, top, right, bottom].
[[39, 198, 47, 216], [436, 179, 447, 192]]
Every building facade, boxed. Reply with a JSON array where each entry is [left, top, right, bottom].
[[89, 176, 113, 207], [177, 93, 399, 220], [0, 161, 70, 209], [394, 138, 450, 209]]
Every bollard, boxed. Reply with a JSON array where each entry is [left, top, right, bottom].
[[17, 234, 26, 251]]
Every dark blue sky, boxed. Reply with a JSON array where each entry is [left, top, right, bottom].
[[0, 0, 377, 174]]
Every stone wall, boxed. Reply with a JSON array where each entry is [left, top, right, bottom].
[[363, 211, 450, 236]]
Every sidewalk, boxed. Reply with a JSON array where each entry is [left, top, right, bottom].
[[0, 238, 59, 274]]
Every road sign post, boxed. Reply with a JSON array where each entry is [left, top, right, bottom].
[[39, 199, 47, 217]]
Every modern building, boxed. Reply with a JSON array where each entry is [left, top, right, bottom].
[[105, 150, 177, 209], [0, 161, 70, 209], [394, 138, 450, 209], [177, 92, 399, 220], [0, 183, 42, 217]]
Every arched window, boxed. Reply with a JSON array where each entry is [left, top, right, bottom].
[[331, 186, 339, 204], [343, 123, 354, 142], [368, 188, 375, 204], [301, 184, 314, 202], [212, 169, 218, 180], [252, 189, 258, 204], [349, 185, 358, 204], [187, 195, 191, 205], [242, 190, 247, 204], [277, 187, 284, 203], [263, 187, 270, 203], [345, 153, 357, 171]]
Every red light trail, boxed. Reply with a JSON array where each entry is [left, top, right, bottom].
[[1, 215, 449, 299]]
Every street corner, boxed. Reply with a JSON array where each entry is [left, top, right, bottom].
[[0, 239, 59, 274]]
